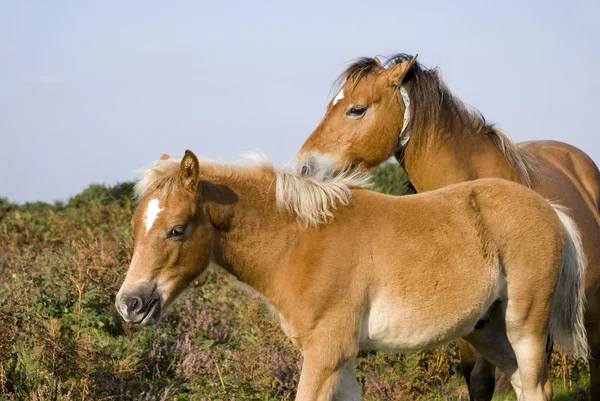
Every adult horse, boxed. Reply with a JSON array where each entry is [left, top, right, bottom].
[[294, 53, 600, 400], [116, 150, 587, 401]]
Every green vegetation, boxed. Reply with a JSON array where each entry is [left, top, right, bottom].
[[0, 163, 587, 400]]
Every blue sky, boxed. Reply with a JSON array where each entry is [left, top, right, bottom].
[[1, 0, 599, 203]]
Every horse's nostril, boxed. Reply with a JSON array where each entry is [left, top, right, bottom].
[[301, 165, 310, 176], [127, 296, 143, 313]]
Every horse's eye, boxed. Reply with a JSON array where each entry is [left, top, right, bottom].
[[346, 105, 367, 118], [167, 225, 186, 239]]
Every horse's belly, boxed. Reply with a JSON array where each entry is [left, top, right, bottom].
[[359, 294, 493, 352]]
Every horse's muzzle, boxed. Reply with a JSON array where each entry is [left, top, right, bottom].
[[115, 284, 162, 326], [294, 153, 339, 179], [295, 157, 316, 177]]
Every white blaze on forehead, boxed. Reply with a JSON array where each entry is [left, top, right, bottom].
[[332, 89, 344, 106], [145, 198, 163, 232]]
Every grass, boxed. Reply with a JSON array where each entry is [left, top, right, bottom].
[[491, 374, 590, 401], [0, 164, 590, 400]]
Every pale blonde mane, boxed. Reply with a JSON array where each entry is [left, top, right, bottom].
[[135, 158, 184, 200], [135, 154, 370, 227], [276, 169, 371, 227]]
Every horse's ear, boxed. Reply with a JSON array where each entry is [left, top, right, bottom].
[[160, 153, 170, 160], [374, 57, 382, 67], [387, 54, 418, 88], [180, 150, 200, 192]]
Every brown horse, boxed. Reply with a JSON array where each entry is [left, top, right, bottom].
[[116, 150, 587, 401], [294, 53, 600, 400]]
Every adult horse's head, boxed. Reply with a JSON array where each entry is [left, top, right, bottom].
[[295, 54, 420, 177], [115, 151, 212, 326]]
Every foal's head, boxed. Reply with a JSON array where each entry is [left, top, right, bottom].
[[295, 54, 418, 177], [115, 150, 213, 326]]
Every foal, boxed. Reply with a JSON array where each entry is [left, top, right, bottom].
[[116, 151, 587, 401]]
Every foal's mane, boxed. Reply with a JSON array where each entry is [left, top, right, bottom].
[[135, 156, 370, 227], [334, 54, 537, 187]]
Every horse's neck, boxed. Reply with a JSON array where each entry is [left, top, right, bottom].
[[200, 172, 297, 302], [402, 128, 520, 192]]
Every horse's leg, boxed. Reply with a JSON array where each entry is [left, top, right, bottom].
[[295, 354, 343, 401], [332, 358, 361, 401], [465, 316, 521, 398], [507, 334, 548, 401], [502, 289, 552, 401], [590, 335, 600, 401], [458, 339, 476, 390], [457, 339, 496, 401], [472, 355, 498, 400], [295, 337, 359, 401], [465, 301, 554, 401], [543, 337, 554, 400]]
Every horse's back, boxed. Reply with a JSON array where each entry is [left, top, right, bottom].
[[520, 140, 600, 212], [350, 178, 560, 250]]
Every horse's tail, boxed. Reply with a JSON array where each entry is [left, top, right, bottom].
[[548, 203, 589, 359]]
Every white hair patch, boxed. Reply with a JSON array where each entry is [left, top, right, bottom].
[[145, 198, 163, 232], [333, 89, 345, 106]]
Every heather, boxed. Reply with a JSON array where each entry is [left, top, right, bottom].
[[0, 163, 588, 400]]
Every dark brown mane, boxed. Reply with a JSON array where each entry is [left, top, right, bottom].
[[334, 53, 537, 187], [332, 57, 383, 94]]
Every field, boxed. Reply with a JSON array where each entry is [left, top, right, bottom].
[[0, 163, 589, 400]]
